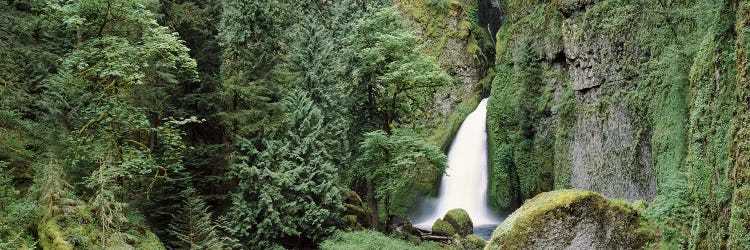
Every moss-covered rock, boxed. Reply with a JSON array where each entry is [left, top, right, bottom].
[[431, 208, 473, 237], [431, 218, 456, 236], [464, 234, 486, 250], [443, 208, 473, 236], [486, 189, 653, 249], [342, 191, 370, 230]]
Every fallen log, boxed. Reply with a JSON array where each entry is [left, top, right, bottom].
[[422, 235, 453, 241], [421, 234, 452, 241]]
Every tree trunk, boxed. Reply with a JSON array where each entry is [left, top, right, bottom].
[[367, 180, 379, 229], [384, 198, 392, 233]]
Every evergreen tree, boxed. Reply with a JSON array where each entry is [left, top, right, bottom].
[[168, 187, 224, 250], [224, 91, 344, 248], [157, 0, 231, 211], [218, 0, 288, 139], [42, 0, 199, 246], [284, 17, 356, 181]]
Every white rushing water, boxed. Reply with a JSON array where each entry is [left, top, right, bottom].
[[413, 98, 502, 232]]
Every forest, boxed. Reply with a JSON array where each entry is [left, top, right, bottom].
[[1, 0, 749, 249]]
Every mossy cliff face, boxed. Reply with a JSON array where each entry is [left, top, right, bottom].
[[487, 0, 656, 212], [390, 0, 496, 216], [396, 0, 495, 150], [485, 189, 652, 250], [488, 0, 750, 247], [730, 1, 750, 248]]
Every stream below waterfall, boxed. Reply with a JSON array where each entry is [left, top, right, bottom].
[[411, 98, 503, 240]]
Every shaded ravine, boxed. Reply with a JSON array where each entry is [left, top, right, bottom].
[[412, 98, 503, 240]]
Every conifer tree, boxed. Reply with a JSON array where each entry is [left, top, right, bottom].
[[218, 0, 288, 139], [168, 187, 224, 250], [224, 90, 344, 248]]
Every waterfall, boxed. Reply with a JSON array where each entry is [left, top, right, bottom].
[[413, 98, 502, 238]]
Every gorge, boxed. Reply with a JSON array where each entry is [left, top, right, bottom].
[[3, 0, 750, 249]]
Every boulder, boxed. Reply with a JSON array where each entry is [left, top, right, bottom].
[[444, 208, 473, 236], [464, 234, 486, 250], [486, 189, 653, 250], [432, 208, 473, 237], [431, 218, 456, 236]]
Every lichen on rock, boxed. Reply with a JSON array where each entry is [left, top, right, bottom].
[[486, 189, 653, 250]]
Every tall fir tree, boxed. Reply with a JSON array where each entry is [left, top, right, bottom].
[[168, 187, 224, 250], [218, 0, 288, 140], [224, 91, 344, 248]]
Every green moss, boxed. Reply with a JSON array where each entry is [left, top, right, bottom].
[[431, 218, 456, 236], [443, 209, 473, 236], [320, 230, 440, 250], [556, 0, 600, 15], [486, 1, 574, 212], [397, 0, 487, 60], [133, 231, 165, 250], [427, 96, 479, 151], [37, 193, 165, 249], [487, 190, 653, 249], [464, 234, 486, 250], [38, 218, 73, 250], [729, 2, 750, 248], [553, 83, 575, 189], [489, 0, 748, 247]]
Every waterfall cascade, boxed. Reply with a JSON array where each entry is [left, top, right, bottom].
[[413, 98, 503, 239]]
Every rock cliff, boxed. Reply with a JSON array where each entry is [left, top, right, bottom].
[[487, 0, 750, 247]]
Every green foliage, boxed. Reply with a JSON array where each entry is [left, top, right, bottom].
[[490, 0, 748, 247], [224, 90, 345, 248], [218, 0, 288, 139], [729, 1, 750, 248], [168, 188, 224, 250], [426, 0, 451, 11], [397, 0, 491, 62], [351, 8, 452, 135], [0, 165, 38, 249], [486, 2, 570, 212], [356, 130, 447, 229], [157, 0, 230, 210], [487, 31, 556, 211], [284, 17, 354, 178], [320, 230, 440, 250]]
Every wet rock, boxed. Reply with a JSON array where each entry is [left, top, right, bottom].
[[432, 208, 473, 237], [464, 234, 486, 250], [431, 218, 456, 236], [444, 208, 473, 236], [486, 189, 653, 250]]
